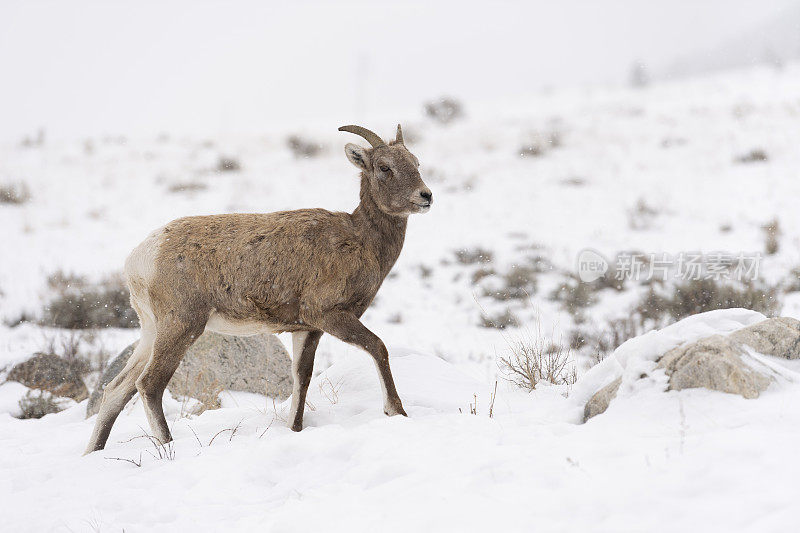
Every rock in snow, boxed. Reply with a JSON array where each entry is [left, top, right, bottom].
[[7, 353, 89, 401], [728, 317, 800, 359], [583, 314, 800, 421], [657, 335, 771, 398], [583, 376, 621, 421], [86, 332, 291, 417]]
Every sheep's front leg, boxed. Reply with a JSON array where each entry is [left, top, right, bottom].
[[315, 311, 406, 417]]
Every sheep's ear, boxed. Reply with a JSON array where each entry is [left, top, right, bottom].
[[345, 143, 371, 171]]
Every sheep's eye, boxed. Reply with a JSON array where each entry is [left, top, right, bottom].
[[379, 165, 390, 173]]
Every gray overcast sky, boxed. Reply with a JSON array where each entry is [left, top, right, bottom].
[[0, 0, 796, 140]]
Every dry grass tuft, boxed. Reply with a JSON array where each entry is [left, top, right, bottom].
[[500, 337, 577, 391]]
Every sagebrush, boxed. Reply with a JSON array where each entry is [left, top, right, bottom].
[[500, 338, 577, 391], [41, 271, 139, 329]]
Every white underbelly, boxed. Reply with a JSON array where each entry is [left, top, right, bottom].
[[205, 311, 278, 336]]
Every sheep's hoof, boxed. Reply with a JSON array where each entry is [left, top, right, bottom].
[[384, 404, 407, 417]]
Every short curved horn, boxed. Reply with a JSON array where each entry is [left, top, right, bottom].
[[338, 125, 386, 148], [395, 124, 404, 144]]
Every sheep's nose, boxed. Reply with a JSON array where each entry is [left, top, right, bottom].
[[420, 190, 433, 203]]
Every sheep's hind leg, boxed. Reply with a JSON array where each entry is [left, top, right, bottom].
[[84, 321, 155, 454], [136, 319, 205, 444]]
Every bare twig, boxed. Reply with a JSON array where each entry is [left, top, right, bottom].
[[207, 428, 232, 447], [206, 419, 245, 447], [271, 398, 287, 422], [258, 418, 275, 439], [488, 381, 497, 419], [105, 454, 143, 467], [318, 376, 343, 405], [229, 418, 244, 442], [188, 425, 203, 448]]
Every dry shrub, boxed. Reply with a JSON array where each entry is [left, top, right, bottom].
[[41, 331, 112, 376], [471, 267, 496, 285], [549, 277, 598, 316], [4, 310, 36, 328], [518, 131, 561, 158], [424, 97, 463, 124], [762, 218, 780, 255], [736, 149, 768, 164], [216, 156, 241, 172], [587, 255, 633, 292], [485, 263, 538, 301], [17, 390, 64, 419], [168, 181, 207, 194], [570, 277, 781, 366], [287, 135, 323, 158], [627, 198, 660, 230], [455, 247, 493, 265], [41, 332, 91, 375], [501, 264, 539, 297], [500, 338, 577, 391], [570, 315, 647, 365], [561, 177, 586, 187], [636, 278, 781, 326], [41, 271, 139, 329], [784, 267, 800, 293], [20, 129, 45, 148], [0, 182, 31, 205], [479, 308, 520, 329], [518, 143, 544, 158], [418, 264, 433, 279]]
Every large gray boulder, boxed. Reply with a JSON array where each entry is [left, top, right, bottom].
[[8, 353, 89, 401], [87, 331, 291, 417], [583, 317, 800, 421], [656, 335, 771, 399]]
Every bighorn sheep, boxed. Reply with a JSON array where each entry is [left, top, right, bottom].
[[84, 125, 432, 453]]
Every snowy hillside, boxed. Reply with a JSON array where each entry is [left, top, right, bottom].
[[3, 63, 800, 376], [2, 62, 800, 531]]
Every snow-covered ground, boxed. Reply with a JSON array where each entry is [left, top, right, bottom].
[[2, 63, 800, 531], [2, 309, 800, 531]]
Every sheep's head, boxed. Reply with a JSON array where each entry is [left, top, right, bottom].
[[340, 124, 433, 217]]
